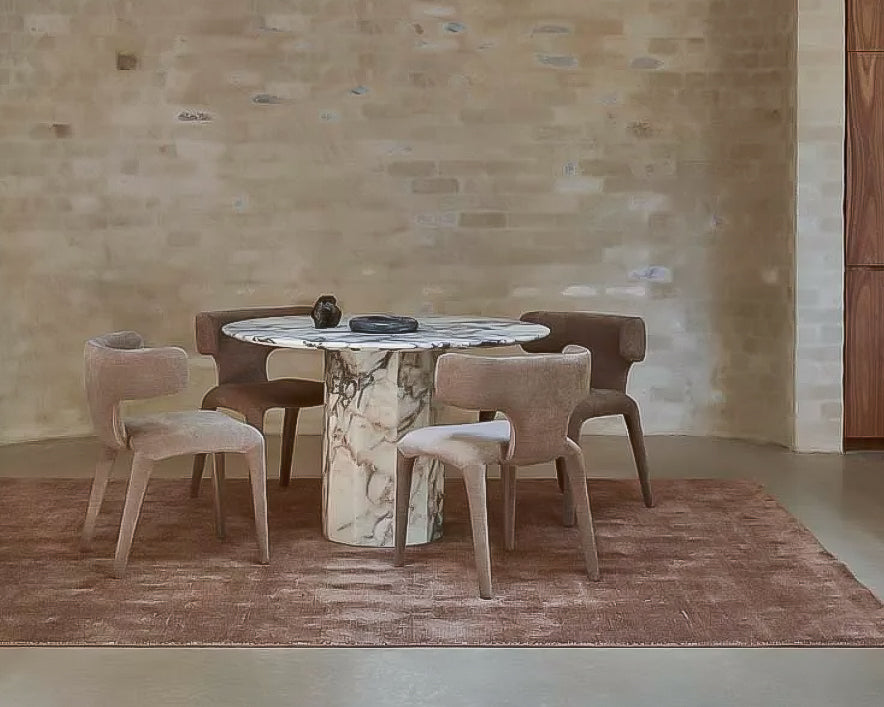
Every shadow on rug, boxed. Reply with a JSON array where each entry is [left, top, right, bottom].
[[0, 477, 882, 646]]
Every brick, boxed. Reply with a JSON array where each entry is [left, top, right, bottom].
[[458, 212, 506, 228], [412, 178, 458, 194], [387, 161, 436, 177]]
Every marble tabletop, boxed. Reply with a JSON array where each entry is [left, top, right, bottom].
[[222, 315, 550, 352]]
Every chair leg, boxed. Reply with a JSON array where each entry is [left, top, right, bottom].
[[245, 444, 270, 565], [190, 454, 207, 498], [113, 454, 154, 577], [394, 452, 416, 567], [211, 453, 226, 540], [279, 407, 299, 488], [624, 406, 654, 508], [501, 464, 517, 551], [561, 442, 600, 581], [190, 401, 218, 498], [555, 457, 576, 528], [478, 410, 496, 423], [556, 419, 583, 527], [462, 464, 493, 599], [81, 445, 118, 550]]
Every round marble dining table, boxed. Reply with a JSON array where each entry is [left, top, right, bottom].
[[222, 315, 550, 547]]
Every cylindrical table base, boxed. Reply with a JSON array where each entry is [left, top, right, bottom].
[[321, 349, 443, 547]]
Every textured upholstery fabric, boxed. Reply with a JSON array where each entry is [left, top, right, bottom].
[[84, 331, 189, 449], [396, 346, 599, 597], [433, 347, 590, 467], [84, 332, 263, 461], [195, 305, 315, 386], [519, 311, 644, 392], [515, 311, 653, 509], [572, 388, 639, 422], [191, 306, 324, 493], [82, 331, 270, 574], [398, 420, 511, 468], [202, 380, 325, 415], [478, 312, 654, 511], [127, 411, 263, 461]]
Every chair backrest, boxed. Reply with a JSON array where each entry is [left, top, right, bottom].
[[520, 311, 645, 392], [434, 346, 591, 466], [194, 305, 313, 385], [84, 331, 189, 448]]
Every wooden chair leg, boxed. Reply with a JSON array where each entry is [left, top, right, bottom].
[[562, 442, 600, 581], [462, 464, 493, 599], [211, 453, 226, 540], [501, 464, 517, 551], [81, 445, 118, 550], [394, 452, 416, 567], [279, 407, 299, 488], [245, 444, 270, 565], [113, 454, 154, 577], [624, 407, 654, 508]]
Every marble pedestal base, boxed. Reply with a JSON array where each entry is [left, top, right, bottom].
[[321, 349, 443, 547]]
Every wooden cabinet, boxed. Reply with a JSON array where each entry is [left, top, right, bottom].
[[845, 269, 884, 438], [848, 0, 884, 51], [846, 53, 884, 265], [845, 6, 884, 442]]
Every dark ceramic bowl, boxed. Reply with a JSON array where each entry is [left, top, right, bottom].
[[348, 315, 419, 334]]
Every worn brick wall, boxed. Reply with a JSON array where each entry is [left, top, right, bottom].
[[0, 0, 797, 444], [794, 0, 844, 452]]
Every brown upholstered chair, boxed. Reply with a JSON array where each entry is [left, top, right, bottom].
[[395, 346, 599, 599], [81, 331, 269, 576], [190, 306, 325, 498], [481, 311, 653, 524]]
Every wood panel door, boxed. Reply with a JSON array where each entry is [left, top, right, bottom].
[[846, 53, 884, 265], [848, 0, 884, 51], [845, 269, 884, 438]]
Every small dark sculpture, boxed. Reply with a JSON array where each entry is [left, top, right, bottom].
[[349, 315, 419, 334], [310, 295, 342, 329]]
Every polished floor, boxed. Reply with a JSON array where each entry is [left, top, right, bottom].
[[1, 434, 883, 706]]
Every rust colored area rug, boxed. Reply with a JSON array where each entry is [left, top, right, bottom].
[[1, 477, 882, 647]]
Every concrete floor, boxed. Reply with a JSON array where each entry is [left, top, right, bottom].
[[1, 434, 883, 706]]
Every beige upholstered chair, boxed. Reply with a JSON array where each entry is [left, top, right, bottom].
[[81, 331, 269, 576], [480, 311, 654, 525], [190, 306, 324, 497], [395, 346, 600, 599]]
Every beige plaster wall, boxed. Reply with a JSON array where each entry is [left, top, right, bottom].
[[0, 0, 797, 445], [793, 0, 844, 452]]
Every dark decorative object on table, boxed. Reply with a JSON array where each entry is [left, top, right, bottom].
[[349, 315, 419, 334], [310, 295, 342, 329]]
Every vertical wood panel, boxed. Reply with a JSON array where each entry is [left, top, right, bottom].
[[848, 0, 884, 51], [845, 269, 884, 438], [846, 53, 884, 265]]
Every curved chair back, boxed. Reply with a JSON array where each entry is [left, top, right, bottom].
[[519, 311, 645, 392], [434, 346, 591, 466], [195, 305, 313, 385], [84, 331, 188, 448]]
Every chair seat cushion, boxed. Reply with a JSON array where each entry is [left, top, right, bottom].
[[398, 420, 511, 469], [573, 388, 636, 421], [126, 411, 264, 461], [203, 379, 324, 414]]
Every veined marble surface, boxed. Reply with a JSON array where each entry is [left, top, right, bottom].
[[222, 315, 550, 351], [223, 314, 549, 547], [322, 349, 442, 546]]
